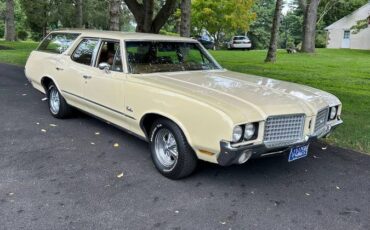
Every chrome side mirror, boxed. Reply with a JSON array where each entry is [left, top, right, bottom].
[[98, 62, 111, 73]]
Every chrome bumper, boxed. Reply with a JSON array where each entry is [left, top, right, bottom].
[[217, 119, 343, 166]]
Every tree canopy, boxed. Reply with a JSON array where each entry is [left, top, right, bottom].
[[191, 0, 256, 47]]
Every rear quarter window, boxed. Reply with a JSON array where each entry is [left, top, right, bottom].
[[38, 33, 80, 54]]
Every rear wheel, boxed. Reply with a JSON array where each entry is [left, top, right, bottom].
[[47, 83, 72, 119], [149, 119, 197, 179]]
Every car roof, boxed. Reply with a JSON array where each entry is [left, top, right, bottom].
[[54, 29, 196, 42]]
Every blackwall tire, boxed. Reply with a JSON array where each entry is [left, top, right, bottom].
[[149, 118, 198, 180]]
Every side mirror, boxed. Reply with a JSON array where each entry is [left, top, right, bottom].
[[98, 62, 111, 73]]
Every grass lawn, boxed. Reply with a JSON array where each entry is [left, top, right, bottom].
[[0, 40, 369, 153]]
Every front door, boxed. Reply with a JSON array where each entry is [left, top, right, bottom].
[[341, 30, 350, 48], [83, 39, 129, 128]]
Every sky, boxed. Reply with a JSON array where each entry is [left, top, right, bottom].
[[282, 0, 294, 15]]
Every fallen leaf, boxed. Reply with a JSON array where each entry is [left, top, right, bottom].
[[250, 191, 255, 194], [41, 129, 47, 133], [322, 146, 327, 150], [41, 97, 48, 101], [336, 186, 340, 190], [305, 193, 310, 196], [113, 143, 120, 148], [90, 142, 95, 145], [36, 122, 40, 125], [22, 94, 27, 96], [49, 124, 57, 127], [95, 132, 100, 135], [8, 192, 14, 196], [313, 155, 319, 159], [220, 221, 226, 225], [117, 172, 124, 178], [175, 210, 179, 214]]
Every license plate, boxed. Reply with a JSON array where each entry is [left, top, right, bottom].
[[288, 144, 309, 162]]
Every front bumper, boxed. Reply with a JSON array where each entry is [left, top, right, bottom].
[[217, 119, 342, 166]]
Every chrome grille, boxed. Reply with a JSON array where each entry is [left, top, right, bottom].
[[314, 108, 329, 134], [264, 114, 305, 147]]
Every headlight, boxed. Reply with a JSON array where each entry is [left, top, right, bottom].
[[232, 125, 243, 142], [244, 123, 256, 140], [329, 106, 337, 120]]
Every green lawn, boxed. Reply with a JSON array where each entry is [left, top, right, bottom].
[[0, 40, 369, 153], [0, 40, 38, 65]]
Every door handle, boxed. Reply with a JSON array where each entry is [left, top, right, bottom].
[[83, 75, 92, 79], [56, 67, 64, 71]]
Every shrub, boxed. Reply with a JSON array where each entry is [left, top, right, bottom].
[[17, 31, 28, 41]]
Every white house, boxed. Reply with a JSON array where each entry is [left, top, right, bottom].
[[325, 3, 370, 50]]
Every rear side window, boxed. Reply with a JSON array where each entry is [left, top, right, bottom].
[[38, 33, 80, 54], [71, 39, 99, 66]]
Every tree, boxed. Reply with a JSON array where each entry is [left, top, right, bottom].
[[5, 0, 16, 41], [180, 0, 191, 37], [76, 0, 83, 28], [248, 0, 275, 49], [109, 0, 121, 31], [301, 0, 320, 53], [265, 0, 283, 62], [124, 0, 178, 33], [192, 0, 256, 47], [19, 0, 50, 39]]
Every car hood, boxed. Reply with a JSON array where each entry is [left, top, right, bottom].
[[138, 70, 341, 123]]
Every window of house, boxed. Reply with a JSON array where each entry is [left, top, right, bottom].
[[96, 41, 123, 72], [343, 30, 350, 39], [71, 39, 99, 66], [38, 33, 80, 54]]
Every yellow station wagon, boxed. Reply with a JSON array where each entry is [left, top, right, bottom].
[[25, 30, 343, 179]]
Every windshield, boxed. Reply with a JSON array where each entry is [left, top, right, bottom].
[[126, 41, 220, 74]]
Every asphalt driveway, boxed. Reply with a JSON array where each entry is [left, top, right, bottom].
[[0, 63, 369, 230]]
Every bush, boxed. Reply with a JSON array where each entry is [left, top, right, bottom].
[[0, 22, 4, 38], [17, 31, 28, 41], [316, 31, 327, 48]]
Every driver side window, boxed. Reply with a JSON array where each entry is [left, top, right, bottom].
[[96, 40, 122, 72]]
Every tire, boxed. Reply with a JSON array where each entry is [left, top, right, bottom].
[[149, 119, 198, 179], [47, 83, 72, 119]]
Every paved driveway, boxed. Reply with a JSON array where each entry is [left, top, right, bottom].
[[0, 63, 369, 230]]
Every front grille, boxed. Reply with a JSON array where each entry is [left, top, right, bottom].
[[264, 114, 305, 147], [314, 108, 329, 134]]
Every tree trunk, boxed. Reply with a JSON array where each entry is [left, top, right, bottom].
[[180, 0, 191, 37], [301, 0, 320, 53], [5, 0, 16, 41], [109, 0, 121, 31], [124, 0, 178, 33], [143, 0, 154, 32], [76, 0, 83, 28], [265, 0, 283, 63]]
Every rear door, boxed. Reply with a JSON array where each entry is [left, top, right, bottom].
[[59, 38, 100, 107], [82, 39, 129, 128]]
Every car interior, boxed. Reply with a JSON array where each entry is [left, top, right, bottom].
[[96, 41, 123, 72]]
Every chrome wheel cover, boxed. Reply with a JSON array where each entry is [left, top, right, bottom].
[[49, 88, 60, 115], [154, 128, 178, 169]]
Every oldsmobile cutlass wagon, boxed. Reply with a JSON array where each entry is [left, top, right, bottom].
[[25, 30, 343, 179]]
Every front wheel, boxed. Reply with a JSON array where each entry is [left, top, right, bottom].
[[149, 119, 197, 179]]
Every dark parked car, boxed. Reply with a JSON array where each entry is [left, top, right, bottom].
[[193, 36, 215, 50]]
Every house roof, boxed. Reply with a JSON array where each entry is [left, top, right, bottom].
[[325, 3, 370, 30]]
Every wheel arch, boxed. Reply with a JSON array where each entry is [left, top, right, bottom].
[[40, 75, 62, 95], [140, 112, 193, 147]]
